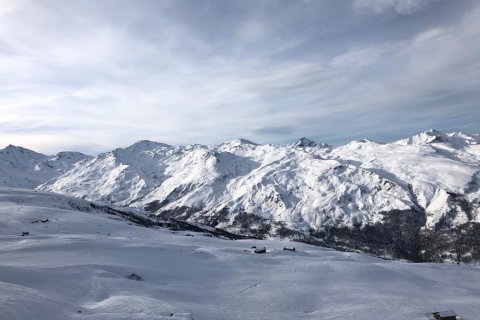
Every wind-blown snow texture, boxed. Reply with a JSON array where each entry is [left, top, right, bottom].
[[1, 188, 479, 320]]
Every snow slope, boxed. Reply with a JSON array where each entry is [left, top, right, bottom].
[[39, 130, 480, 233], [1, 188, 479, 320], [329, 130, 480, 228], [0, 145, 91, 188]]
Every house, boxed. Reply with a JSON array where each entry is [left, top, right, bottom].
[[283, 246, 296, 252], [432, 310, 457, 320], [254, 247, 266, 254]]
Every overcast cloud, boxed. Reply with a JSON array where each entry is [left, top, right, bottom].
[[0, 0, 479, 154]]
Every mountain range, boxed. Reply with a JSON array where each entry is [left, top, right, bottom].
[[2, 129, 479, 261]]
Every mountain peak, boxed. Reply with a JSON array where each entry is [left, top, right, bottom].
[[446, 132, 479, 145], [222, 138, 258, 147], [294, 137, 331, 148], [125, 140, 172, 151], [55, 151, 88, 157], [1, 144, 45, 157], [294, 137, 317, 148], [396, 129, 447, 145], [4, 144, 26, 150], [50, 151, 92, 162], [237, 138, 257, 145]]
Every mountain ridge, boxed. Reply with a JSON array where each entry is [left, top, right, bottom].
[[0, 145, 92, 188], [2, 129, 480, 261]]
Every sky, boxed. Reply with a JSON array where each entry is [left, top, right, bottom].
[[0, 0, 479, 154]]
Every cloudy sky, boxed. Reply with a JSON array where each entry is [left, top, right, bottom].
[[1, 0, 479, 154]]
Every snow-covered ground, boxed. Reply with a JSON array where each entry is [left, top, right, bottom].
[[1, 188, 479, 320]]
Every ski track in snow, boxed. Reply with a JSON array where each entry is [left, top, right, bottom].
[[1, 188, 479, 320]]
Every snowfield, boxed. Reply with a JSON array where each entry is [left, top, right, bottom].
[[1, 188, 479, 320]]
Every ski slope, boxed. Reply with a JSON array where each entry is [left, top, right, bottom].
[[1, 188, 479, 320]]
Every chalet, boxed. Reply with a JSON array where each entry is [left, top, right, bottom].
[[432, 310, 457, 320], [254, 247, 266, 254], [127, 273, 142, 281]]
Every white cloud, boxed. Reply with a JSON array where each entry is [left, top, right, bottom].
[[330, 47, 383, 69], [0, 0, 19, 16], [353, 0, 435, 14], [0, 0, 478, 153]]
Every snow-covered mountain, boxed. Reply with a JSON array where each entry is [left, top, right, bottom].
[[4, 130, 480, 260], [39, 139, 413, 230], [293, 137, 328, 148], [329, 130, 480, 229], [0, 145, 92, 188], [38, 130, 480, 231]]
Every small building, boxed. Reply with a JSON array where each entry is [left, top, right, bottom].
[[254, 247, 266, 254], [432, 310, 457, 320]]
